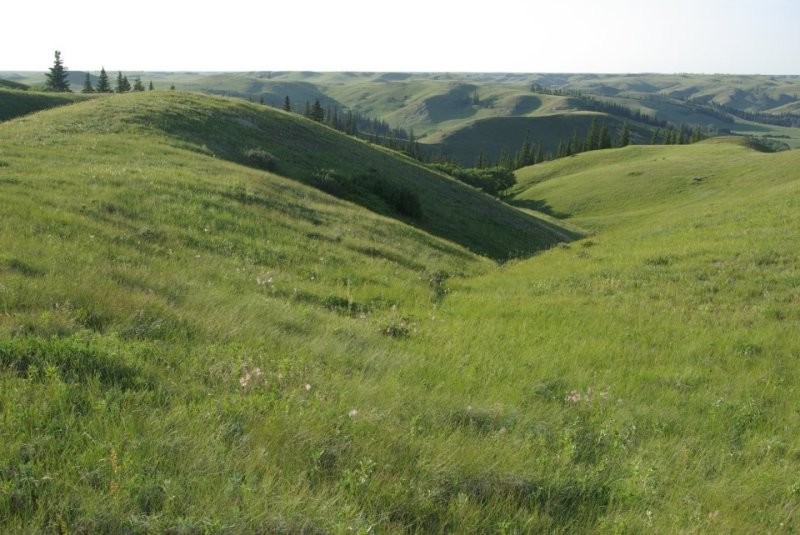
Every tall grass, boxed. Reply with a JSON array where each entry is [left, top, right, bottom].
[[1, 92, 799, 532]]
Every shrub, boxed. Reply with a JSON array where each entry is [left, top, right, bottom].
[[242, 148, 276, 171]]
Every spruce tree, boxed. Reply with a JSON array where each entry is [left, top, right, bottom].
[[133, 77, 145, 91], [95, 67, 112, 93], [650, 128, 660, 145], [620, 121, 631, 147], [148, 81, 154, 91], [116, 72, 125, 93], [310, 99, 324, 122], [44, 50, 71, 92], [475, 150, 486, 169], [586, 117, 599, 151], [81, 73, 94, 93], [599, 123, 611, 149], [283, 95, 291, 112]]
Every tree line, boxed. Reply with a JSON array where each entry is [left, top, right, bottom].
[[43, 50, 158, 94]]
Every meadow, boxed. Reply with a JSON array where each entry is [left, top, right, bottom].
[[1, 89, 799, 533]]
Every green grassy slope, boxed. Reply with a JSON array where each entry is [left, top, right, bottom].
[[8, 91, 571, 260], [2, 89, 800, 532], [0, 88, 94, 122], [0, 92, 500, 532]]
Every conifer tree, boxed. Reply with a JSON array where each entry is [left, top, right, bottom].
[[586, 117, 599, 151], [44, 50, 71, 92], [116, 72, 126, 93], [283, 95, 291, 112], [599, 123, 611, 149], [95, 67, 112, 93], [81, 73, 94, 93], [133, 77, 145, 91], [677, 124, 687, 145], [475, 150, 486, 169], [651, 128, 660, 145], [310, 99, 324, 122], [148, 81, 154, 91], [620, 121, 631, 147]]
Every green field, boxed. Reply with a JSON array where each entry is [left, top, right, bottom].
[[1, 89, 800, 532]]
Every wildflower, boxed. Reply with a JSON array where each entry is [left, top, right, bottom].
[[348, 409, 358, 418], [304, 383, 312, 391], [239, 370, 251, 388]]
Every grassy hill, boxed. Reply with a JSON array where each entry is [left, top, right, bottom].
[[0, 88, 93, 122], [2, 90, 800, 532], [6, 71, 800, 161], [0, 91, 571, 260]]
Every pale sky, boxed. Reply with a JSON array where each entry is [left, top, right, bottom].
[[3, 0, 799, 74]]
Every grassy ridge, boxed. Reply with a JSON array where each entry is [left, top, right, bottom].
[[2, 90, 800, 532], [0, 93, 498, 531], [0, 88, 93, 122], [4, 91, 572, 260]]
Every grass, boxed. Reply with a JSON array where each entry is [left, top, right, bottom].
[[2, 90, 800, 532], [0, 88, 94, 122]]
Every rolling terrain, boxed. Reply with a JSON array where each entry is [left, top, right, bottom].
[[1, 89, 800, 532], [5, 71, 800, 165]]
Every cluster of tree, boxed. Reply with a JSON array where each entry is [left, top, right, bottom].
[[701, 101, 800, 128], [43, 51, 155, 94], [529, 84, 584, 97], [81, 68, 153, 94], [429, 163, 516, 196], [281, 96, 421, 158], [576, 96, 669, 128]]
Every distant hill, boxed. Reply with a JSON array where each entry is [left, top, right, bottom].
[[5, 71, 800, 163]]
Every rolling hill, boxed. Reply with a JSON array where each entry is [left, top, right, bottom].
[[1, 89, 800, 532], [5, 71, 800, 165]]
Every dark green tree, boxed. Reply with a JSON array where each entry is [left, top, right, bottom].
[[619, 121, 631, 147], [283, 95, 291, 112], [475, 149, 486, 169], [310, 99, 324, 122], [95, 67, 112, 93], [585, 117, 599, 151], [148, 81, 154, 90], [650, 128, 660, 145], [677, 124, 687, 145], [133, 76, 145, 91], [44, 50, 70, 92], [599, 123, 611, 149], [81, 73, 94, 93], [116, 71, 131, 93]]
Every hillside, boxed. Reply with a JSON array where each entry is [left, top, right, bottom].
[[0, 88, 93, 122], [0, 91, 572, 260], [5, 71, 800, 163], [2, 89, 800, 532]]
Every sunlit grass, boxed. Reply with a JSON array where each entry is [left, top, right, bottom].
[[1, 92, 799, 532]]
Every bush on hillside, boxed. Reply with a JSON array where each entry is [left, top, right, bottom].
[[243, 148, 277, 171], [311, 168, 423, 220], [355, 172, 422, 219], [430, 163, 516, 196]]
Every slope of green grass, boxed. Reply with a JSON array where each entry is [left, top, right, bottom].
[[425, 113, 651, 166], [0, 88, 94, 122], [2, 89, 800, 532], [9, 91, 571, 260]]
